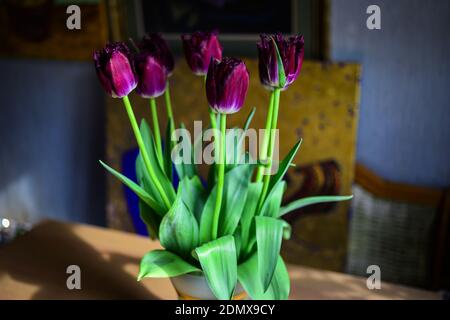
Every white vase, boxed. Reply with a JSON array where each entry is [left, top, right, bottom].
[[170, 273, 248, 300]]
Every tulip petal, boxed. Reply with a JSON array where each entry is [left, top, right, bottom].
[[93, 42, 137, 98], [182, 31, 223, 75], [135, 54, 167, 98]]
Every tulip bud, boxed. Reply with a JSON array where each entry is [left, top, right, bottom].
[[134, 50, 168, 99], [257, 33, 304, 90], [138, 33, 174, 77], [93, 42, 137, 98], [206, 57, 249, 114], [181, 31, 223, 76]]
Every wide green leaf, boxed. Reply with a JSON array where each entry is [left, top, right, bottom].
[[255, 216, 284, 291], [225, 128, 241, 169], [138, 250, 199, 280], [218, 164, 254, 237], [234, 226, 243, 262], [240, 182, 263, 252], [164, 118, 174, 181], [99, 160, 164, 214], [195, 235, 237, 300], [178, 176, 206, 223], [268, 139, 302, 195], [139, 200, 161, 240], [260, 180, 286, 218], [238, 254, 290, 300], [243, 181, 285, 257], [140, 119, 164, 174], [159, 190, 199, 261], [200, 164, 254, 244], [140, 120, 176, 202], [206, 163, 216, 192], [172, 122, 197, 180], [280, 195, 354, 216], [136, 153, 167, 211], [199, 185, 217, 244]]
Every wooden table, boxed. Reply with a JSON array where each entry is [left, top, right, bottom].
[[0, 220, 440, 300]]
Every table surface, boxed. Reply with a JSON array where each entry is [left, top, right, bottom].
[[0, 220, 441, 300]]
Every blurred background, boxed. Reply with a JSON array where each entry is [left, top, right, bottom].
[[0, 0, 449, 292]]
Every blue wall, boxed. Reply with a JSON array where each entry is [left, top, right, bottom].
[[330, 0, 450, 187], [1, 0, 449, 226], [0, 59, 105, 225]]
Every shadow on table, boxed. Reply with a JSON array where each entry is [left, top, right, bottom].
[[0, 221, 159, 299]]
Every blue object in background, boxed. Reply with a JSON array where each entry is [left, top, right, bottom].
[[121, 148, 148, 236], [121, 144, 180, 236]]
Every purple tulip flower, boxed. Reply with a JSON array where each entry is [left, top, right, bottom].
[[206, 57, 249, 114], [181, 31, 223, 76], [93, 42, 137, 98], [138, 33, 175, 77], [134, 50, 168, 99], [257, 33, 305, 90]]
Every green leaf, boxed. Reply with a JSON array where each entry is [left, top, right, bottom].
[[225, 128, 241, 169], [195, 235, 237, 300], [139, 200, 161, 240], [238, 254, 290, 300], [138, 250, 199, 280], [199, 185, 217, 244], [172, 122, 197, 180], [200, 164, 255, 244], [242, 107, 256, 132], [240, 182, 263, 251], [234, 226, 242, 262], [140, 119, 164, 174], [159, 191, 199, 261], [272, 37, 286, 88], [255, 216, 284, 291], [281, 220, 292, 240], [268, 139, 302, 195], [207, 163, 216, 192], [136, 153, 167, 210], [280, 195, 354, 216], [218, 164, 255, 237], [260, 181, 286, 218], [178, 176, 206, 223], [243, 181, 285, 257], [99, 160, 164, 214], [139, 120, 176, 202], [225, 107, 256, 170], [164, 118, 174, 182]]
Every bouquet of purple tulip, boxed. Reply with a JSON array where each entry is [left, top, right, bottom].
[[94, 31, 352, 300]]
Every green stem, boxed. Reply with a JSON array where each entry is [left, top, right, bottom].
[[164, 81, 176, 181], [205, 74, 219, 177], [211, 113, 226, 240], [255, 91, 275, 182], [204, 74, 218, 132], [150, 98, 164, 168], [256, 88, 281, 212], [164, 81, 175, 130], [122, 96, 171, 209]]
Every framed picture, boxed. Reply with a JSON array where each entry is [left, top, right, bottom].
[[0, 0, 108, 60], [123, 0, 328, 59]]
